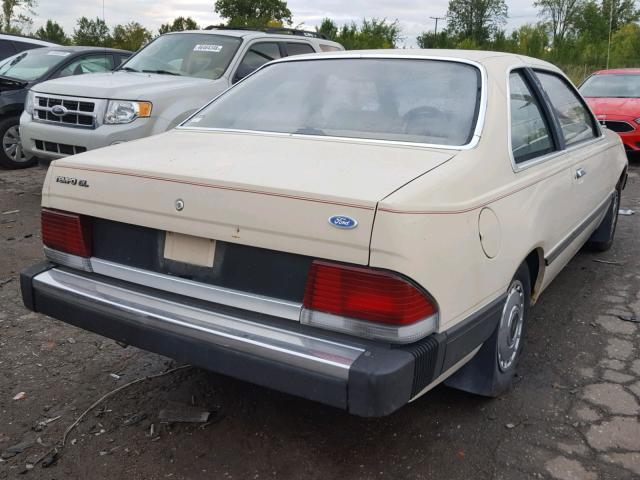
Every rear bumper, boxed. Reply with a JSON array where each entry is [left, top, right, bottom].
[[21, 262, 503, 416]]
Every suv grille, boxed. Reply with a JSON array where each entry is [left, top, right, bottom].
[[34, 139, 87, 156], [34, 95, 97, 129], [600, 120, 635, 133]]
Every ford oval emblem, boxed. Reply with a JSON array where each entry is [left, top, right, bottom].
[[51, 105, 68, 116], [329, 215, 358, 229]]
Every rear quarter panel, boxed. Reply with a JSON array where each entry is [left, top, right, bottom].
[[370, 56, 627, 332]]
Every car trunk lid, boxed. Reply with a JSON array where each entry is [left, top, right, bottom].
[[44, 129, 455, 265]]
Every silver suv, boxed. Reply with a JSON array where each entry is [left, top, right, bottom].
[[20, 28, 343, 160]]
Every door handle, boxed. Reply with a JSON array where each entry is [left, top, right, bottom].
[[576, 168, 587, 179]]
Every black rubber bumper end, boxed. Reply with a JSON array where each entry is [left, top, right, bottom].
[[20, 261, 54, 311], [348, 348, 415, 417]]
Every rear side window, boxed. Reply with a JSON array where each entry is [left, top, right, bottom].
[[510, 71, 554, 163], [319, 44, 341, 52], [286, 42, 315, 56], [535, 71, 598, 147]]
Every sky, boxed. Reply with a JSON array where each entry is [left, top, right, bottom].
[[31, 0, 542, 47]]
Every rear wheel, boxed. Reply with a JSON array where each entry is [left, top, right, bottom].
[[0, 116, 36, 169], [445, 263, 531, 397]]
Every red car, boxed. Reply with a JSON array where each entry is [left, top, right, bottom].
[[580, 68, 640, 154]]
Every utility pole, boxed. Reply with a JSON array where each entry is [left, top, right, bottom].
[[430, 16, 445, 36], [606, 0, 614, 69]]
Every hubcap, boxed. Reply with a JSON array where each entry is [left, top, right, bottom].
[[3, 125, 32, 163], [497, 280, 525, 372]]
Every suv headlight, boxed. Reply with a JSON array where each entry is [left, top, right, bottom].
[[635, 118, 640, 125], [24, 90, 35, 115], [104, 100, 152, 124]]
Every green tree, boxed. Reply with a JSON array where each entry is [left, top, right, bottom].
[[610, 22, 640, 66], [601, 0, 639, 31], [73, 17, 112, 46], [534, 0, 583, 46], [35, 20, 69, 44], [416, 30, 455, 49], [510, 23, 549, 58], [214, 0, 292, 28], [158, 16, 198, 35], [573, 0, 608, 41], [319, 18, 400, 49], [112, 22, 152, 51], [1, 0, 36, 32], [317, 18, 338, 40], [446, 0, 508, 45]]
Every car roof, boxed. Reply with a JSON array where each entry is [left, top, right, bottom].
[[270, 48, 558, 69], [0, 33, 57, 47], [592, 68, 640, 75], [29, 46, 132, 55], [165, 29, 342, 45]]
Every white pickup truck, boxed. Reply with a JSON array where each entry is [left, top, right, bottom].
[[20, 28, 342, 160]]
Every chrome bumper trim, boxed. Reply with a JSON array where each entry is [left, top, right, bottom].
[[33, 269, 364, 380], [90, 258, 302, 321], [44, 246, 92, 272], [41, 249, 301, 321]]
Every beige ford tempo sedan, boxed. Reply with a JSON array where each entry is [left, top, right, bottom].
[[21, 50, 628, 417]]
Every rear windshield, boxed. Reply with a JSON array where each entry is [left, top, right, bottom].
[[580, 74, 640, 98], [121, 33, 241, 80], [184, 58, 482, 146]]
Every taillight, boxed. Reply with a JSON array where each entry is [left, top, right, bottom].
[[41, 208, 92, 257], [301, 260, 438, 343]]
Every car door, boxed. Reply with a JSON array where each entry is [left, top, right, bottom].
[[533, 70, 611, 252], [232, 41, 283, 83], [508, 69, 578, 277], [52, 54, 115, 79]]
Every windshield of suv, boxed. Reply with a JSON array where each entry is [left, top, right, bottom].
[[184, 58, 481, 146], [580, 74, 640, 98], [121, 33, 242, 80], [0, 49, 72, 81]]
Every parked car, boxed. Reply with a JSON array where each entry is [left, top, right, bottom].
[[21, 50, 628, 417], [0, 46, 131, 169], [19, 28, 343, 164], [0, 33, 57, 61], [579, 68, 640, 156]]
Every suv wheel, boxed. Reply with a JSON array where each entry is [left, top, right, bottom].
[[0, 117, 36, 169]]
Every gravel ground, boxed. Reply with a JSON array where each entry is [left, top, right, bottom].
[[0, 161, 639, 480]]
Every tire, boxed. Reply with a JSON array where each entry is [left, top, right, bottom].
[[586, 189, 620, 252], [38, 157, 52, 169], [0, 116, 36, 169], [445, 262, 531, 397]]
